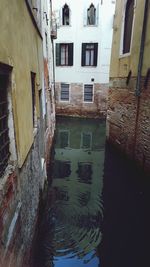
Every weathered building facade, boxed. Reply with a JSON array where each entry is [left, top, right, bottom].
[[107, 0, 150, 173], [0, 1, 55, 266], [53, 0, 115, 118]]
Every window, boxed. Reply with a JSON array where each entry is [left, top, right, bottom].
[[77, 162, 93, 184], [59, 130, 69, 147], [84, 84, 93, 102], [81, 43, 98, 66], [123, 0, 134, 54], [62, 4, 70, 25], [53, 160, 71, 179], [31, 72, 36, 126], [84, 3, 99, 26], [78, 192, 91, 206], [60, 83, 69, 101], [81, 132, 92, 148], [87, 4, 96, 25], [56, 43, 73, 66], [0, 72, 9, 178]]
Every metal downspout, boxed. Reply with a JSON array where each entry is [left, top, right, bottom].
[[133, 0, 149, 164], [135, 0, 149, 96], [50, 0, 56, 100]]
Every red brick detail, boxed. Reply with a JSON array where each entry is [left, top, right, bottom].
[[107, 79, 150, 174]]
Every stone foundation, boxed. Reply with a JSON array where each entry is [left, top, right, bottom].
[[0, 125, 54, 267], [107, 77, 150, 174], [55, 82, 108, 118]]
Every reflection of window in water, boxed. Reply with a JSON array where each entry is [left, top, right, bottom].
[[78, 191, 91, 206], [53, 160, 71, 178], [59, 130, 69, 148], [55, 187, 69, 201], [77, 213, 101, 229], [77, 162, 92, 184], [81, 132, 92, 149]]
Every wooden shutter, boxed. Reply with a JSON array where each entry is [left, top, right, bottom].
[[81, 43, 86, 66], [94, 43, 98, 66], [56, 43, 60, 66], [68, 43, 73, 66]]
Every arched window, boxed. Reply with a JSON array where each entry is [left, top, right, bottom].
[[123, 0, 134, 53], [62, 4, 70, 25], [87, 3, 96, 25]]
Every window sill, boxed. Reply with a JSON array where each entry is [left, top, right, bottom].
[[60, 25, 72, 27], [81, 66, 97, 68], [119, 52, 131, 59], [60, 100, 70, 102], [83, 24, 98, 27], [56, 65, 73, 67]]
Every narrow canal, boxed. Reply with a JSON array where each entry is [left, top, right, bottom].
[[31, 117, 150, 267]]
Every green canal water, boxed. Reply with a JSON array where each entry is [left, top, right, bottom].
[[32, 117, 150, 267]]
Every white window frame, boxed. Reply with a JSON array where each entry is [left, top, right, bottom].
[[83, 84, 94, 103], [60, 83, 70, 102], [119, 0, 136, 57]]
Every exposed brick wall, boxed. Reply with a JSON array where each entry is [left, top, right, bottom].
[[134, 89, 150, 172], [55, 82, 108, 118], [0, 126, 54, 267], [107, 77, 150, 174]]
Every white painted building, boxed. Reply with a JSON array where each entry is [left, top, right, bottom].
[[52, 0, 116, 117]]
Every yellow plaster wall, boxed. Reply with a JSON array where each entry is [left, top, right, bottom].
[[0, 0, 43, 167], [110, 0, 150, 78]]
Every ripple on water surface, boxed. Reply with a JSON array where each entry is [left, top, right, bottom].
[[35, 118, 106, 267]]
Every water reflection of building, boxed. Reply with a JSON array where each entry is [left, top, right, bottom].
[[51, 117, 105, 258]]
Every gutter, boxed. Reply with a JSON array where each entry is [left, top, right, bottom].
[[135, 0, 149, 96]]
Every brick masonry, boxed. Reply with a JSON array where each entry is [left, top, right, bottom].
[[107, 77, 150, 174], [0, 124, 54, 267], [55, 82, 108, 118]]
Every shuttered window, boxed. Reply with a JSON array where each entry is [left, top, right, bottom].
[[84, 84, 93, 102], [56, 43, 73, 66], [61, 83, 69, 101], [81, 43, 98, 66], [0, 73, 9, 178], [82, 132, 92, 148], [59, 130, 69, 148], [87, 4, 96, 25], [123, 0, 134, 54], [62, 4, 70, 25]]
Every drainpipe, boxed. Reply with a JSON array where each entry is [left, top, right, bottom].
[[50, 0, 56, 100], [135, 0, 149, 96], [133, 0, 149, 164], [52, 38, 56, 99]]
